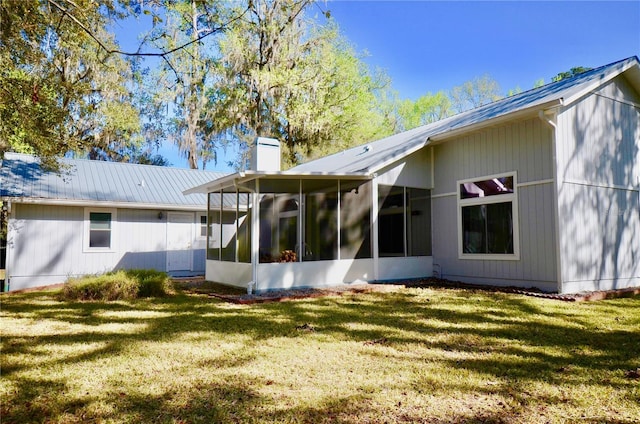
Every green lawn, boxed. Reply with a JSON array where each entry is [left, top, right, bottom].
[[1, 285, 639, 423]]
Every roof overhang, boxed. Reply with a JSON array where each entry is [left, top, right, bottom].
[[562, 57, 640, 106], [0, 197, 207, 211], [427, 99, 564, 144], [367, 138, 431, 175], [184, 170, 372, 194]]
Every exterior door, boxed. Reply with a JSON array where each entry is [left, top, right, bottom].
[[167, 212, 193, 272]]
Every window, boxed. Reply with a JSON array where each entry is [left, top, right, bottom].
[[378, 185, 432, 257], [199, 215, 207, 238], [207, 192, 221, 260], [257, 178, 301, 263], [407, 188, 431, 256], [84, 208, 116, 251], [340, 180, 372, 259], [303, 179, 338, 261], [378, 185, 405, 257], [207, 191, 253, 262], [259, 187, 301, 263], [221, 189, 237, 262], [237, 192, 251, 263], [458, 173, 519, 260]]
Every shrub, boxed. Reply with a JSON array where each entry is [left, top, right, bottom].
[[62, 269, 171, 301], [125, 269, 172, 297]]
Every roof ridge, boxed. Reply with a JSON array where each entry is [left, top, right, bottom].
[[438, 56, 638, 119], [2, 152, 227, 175], [63, 156, 226, 175]]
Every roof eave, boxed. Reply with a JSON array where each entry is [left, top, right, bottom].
[[428, 99, 564, 143], [367, 138, 431, 175], [562, 57, 639, 107], [1, 197, 207, 211], [184, 170, 372, 194]]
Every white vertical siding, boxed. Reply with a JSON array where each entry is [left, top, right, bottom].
[[7, 204, 205, 290], [556, 77, 640, 186], [433, 118, 554, 195], [556, 75, 640, 292], [431, 117, 558, 291], [376, 148, 432, 188], [114, 208, 168, 271]]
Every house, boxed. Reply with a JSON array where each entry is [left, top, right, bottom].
[[186, 56, 640, 294], [0, 153, 227, 291]]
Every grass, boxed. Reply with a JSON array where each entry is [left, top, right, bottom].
[[1, 284, 639, 423], [62, 269, 172, 301]]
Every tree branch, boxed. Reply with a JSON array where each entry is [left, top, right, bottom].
[[47, 0, 250, 60]]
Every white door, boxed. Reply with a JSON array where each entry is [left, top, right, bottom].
[[167, 212, 193, 272]]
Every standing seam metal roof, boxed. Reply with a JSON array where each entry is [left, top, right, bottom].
[[0, 153, 232, 208]]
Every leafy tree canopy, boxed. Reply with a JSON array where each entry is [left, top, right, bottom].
[[205, 0, 395, 168], [552, 66, 592, 82], [0, 0, 150, 168]]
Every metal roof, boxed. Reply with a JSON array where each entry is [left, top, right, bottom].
[[0, 153, 230, 209], [290, 56, 640, 174]]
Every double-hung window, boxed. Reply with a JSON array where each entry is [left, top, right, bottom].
[[457, 173, 519, 260], [84, 208, 116, 251]]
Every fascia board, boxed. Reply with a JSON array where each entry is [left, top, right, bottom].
[[2, 197, 207, 211], [183, 172, 247, 195], [367, 139, 431, 175], [561, 59, 638, 107], [428, 99, 563, 143], [184, 171, 371, 194]]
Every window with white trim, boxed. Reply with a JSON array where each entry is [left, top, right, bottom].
[[458, 173, 519, 260], [84, 208, 116, 251], [198, 214, 207, 238]]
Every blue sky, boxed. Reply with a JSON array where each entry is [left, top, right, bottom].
[[121, 1, 640, 170], [324, 1, 640, 100]]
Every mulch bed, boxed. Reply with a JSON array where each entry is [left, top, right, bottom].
[[177, 279, 402, 304], [397, 278, 640, 302], [175, 276, 640, 305]]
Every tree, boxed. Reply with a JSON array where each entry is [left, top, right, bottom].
[[449, 74, 501, 114], [0, 0, 145, 168], [533, 78, 545, 88], [506, 86, 523, 97], [210, 0, 394, 168], [552, 66, 592, 82], [396, 91, 451, 131], [143, 0, 247, 169]]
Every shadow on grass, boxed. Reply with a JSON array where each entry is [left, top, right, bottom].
[[1, 286, 638, 422]]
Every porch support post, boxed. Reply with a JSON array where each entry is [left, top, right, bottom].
[[371, 177, 379, 281], [298, 179, 303, 262], [336, 180, 341, 261], [252, 179, 260, 290]]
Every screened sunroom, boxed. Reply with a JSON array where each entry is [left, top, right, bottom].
[[185, 170, 432, 292]]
